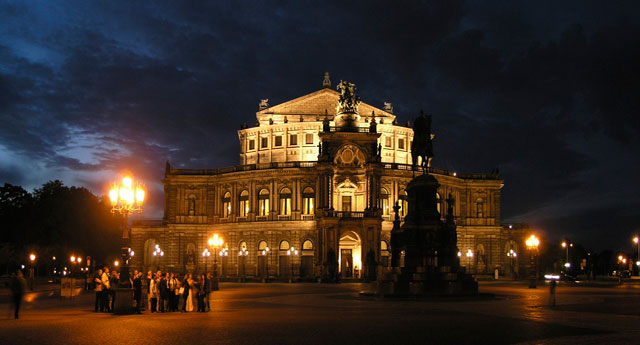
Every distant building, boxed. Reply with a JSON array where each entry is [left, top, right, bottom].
[[132, 74, 523, 280]]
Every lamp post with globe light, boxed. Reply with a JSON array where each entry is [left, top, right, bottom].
[[239, 248, 248, 282], [633, 236, 639, 276], [561, 240, 573, 272], [261, 247, 270, 283], [108, 175, 145, 314], [287, 247, 298, 283], [29, 253, 36, 290], [208, 234, 223, 290], [526, 235, 540, 288]]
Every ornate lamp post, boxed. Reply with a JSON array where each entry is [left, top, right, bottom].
[[219, 247, 228, 280], [152, 245, 164, 270], [108, 175, 145, 314], [465, 249, 474, 274], [506, 249, 517, 279], [239, 248, 248, 282], [526, 235, 540, 288], [261, 247, 270, 283], [29, 253, 36, 290], [287, 247, 299, 283], [202, 248, 210, 274], [208, 234, 223, 291]]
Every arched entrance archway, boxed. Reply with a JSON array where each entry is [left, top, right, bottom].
[[339, 231, 361, 279]]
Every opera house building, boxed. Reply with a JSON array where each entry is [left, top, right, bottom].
[[131, 74, 526, 281]]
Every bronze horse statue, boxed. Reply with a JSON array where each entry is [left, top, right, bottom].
[[411, 110, 434, 174]]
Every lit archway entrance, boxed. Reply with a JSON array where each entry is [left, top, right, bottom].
[[339, 231, 361, 279]]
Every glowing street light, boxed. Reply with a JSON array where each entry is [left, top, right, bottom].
[[261, 247, 270, 283], [239, 247, 248, 282], [287, 247, 299, 283], [108, 174, 146, 314], [633, 236, 640, 276], [202, 248, 210, 274], [526, 235, 540, 288], [208, 234, 224, 290]]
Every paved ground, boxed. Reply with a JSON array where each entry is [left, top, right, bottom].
[[1, 281, 639, 345]]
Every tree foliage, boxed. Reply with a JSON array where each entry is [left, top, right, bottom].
[[0, 181, 121, 273]]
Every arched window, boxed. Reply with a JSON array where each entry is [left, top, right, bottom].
[[381, 240, 390, 267], [222, 192, 231, 218], [239, 241, 248, 251], [279, 187, 292, 216], [302, 239, 313, 250], [258, 240, 268, 251], [398, 189, 408, 217], [279, 240, 290, 251], [381, 240, 389, 252], [436, 192, 441, 215], [258, 189, 270, 216], [302, 187, 315, 215], [476, 198, 484, 218], [239, 190, 249, 217], [380, 188, 390, 215]]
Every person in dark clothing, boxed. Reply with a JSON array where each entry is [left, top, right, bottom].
[[159, 272, 168, 312], [109, 271, 119, 312], [204, 273, 211, 312], [181, 275, 190, 312], [94, 269, 103, 312], [133, 272, 142, 314], [11, 271, 27, 319]]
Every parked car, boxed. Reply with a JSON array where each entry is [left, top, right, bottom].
[[612, 270, 631, 278]]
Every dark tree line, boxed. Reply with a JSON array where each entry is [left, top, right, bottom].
[[0, 181, 121, 275]]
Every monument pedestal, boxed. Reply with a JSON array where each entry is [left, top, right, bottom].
[[113, 288, 134, 315]]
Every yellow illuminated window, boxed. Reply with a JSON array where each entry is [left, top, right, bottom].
[[239, 190, 249, 217], [258, 189, 270, 216], [222, 192, 231, 218], [302, 187, 315, 215], [399, 189, 408, 217], [380, 188, 390, 215], [280, 188, 292, 215]]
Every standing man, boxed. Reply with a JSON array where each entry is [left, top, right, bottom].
[[11, 270, 27, 319], [94, 269, 103, 312], [101, 267, 111, 312], [205, 272, 212, 312], [133, 272, 142, 314], [158, 271, 167, 312]]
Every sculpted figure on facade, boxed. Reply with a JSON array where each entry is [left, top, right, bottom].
[[336, 80, 360, 115]]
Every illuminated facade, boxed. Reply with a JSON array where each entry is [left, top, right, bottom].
[[132, 74, 522, 280]]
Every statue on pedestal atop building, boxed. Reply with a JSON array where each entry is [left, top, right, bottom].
[[411, 110, 434, 174]]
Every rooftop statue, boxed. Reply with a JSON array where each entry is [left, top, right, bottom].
[[411, 110, 434, 174], [336, 80, 360, 115]]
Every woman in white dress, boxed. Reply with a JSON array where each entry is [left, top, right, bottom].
[[185, 273, 195, 312]]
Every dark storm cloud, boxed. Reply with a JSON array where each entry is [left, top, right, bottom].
[[1, 0, 639, 250]]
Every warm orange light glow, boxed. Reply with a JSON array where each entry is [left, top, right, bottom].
[[114, 260, 119, 267], [122, 176, 132, 188], [634, 237, 639, 244], [209, 234, 223, 248], [526, 235, 540, 249], [29, 253, 36, 262], [77, 257, 82, 263], [561, 241, 567, 248], [70, 255, 76, 263], [108, 185, 118, 206], [135, 185, 145, 204], [618, 255, 624, 261]]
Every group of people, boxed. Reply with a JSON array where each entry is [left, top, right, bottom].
[[93, 267, 119, 312], [93, 268, 213, 314]]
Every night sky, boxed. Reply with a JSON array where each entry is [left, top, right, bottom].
[[1, 1, 639, 251]]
